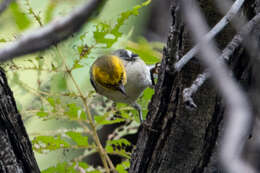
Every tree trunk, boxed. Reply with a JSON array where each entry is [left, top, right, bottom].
[[0, 68, 40, 173], [129, 0, 253, 172]]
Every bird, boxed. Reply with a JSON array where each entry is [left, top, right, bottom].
[[90, 49, 154, 122]]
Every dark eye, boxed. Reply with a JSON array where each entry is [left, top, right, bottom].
[[131, 53, 138, 58], [122, 51, 129, 57]]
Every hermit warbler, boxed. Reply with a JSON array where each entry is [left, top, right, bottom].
[[90, 49, 154, 122]]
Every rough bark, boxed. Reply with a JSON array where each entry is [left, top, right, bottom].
[[129, 0, 252, 172], [0, 68, 40, 173]]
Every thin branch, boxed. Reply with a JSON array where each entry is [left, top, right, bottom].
[[181, 1, 255, 173], [183, 13, 260, 109], [56, 46, 116, 173], [0, 0, 106, 62], [0, 0, 12, 15], [217, 0, 260, 61], [174, 0, 244, 72], [183, 72, 209, 109]]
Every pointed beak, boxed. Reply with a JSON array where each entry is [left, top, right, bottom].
[[118, 84, 127, 96]]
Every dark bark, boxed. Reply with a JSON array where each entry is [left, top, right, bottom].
[[129, 0, 253, 172], [0, 68, 40, 173]]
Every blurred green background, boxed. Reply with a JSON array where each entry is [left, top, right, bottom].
[[0, 0, 165, 171]]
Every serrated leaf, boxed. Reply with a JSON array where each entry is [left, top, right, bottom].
[[42, 161, 94, 173], [32, 135, 70, 153], [42, 162, 76, 173], [93, 0, 151, 48], [66, 131, 88, 146], [94, 115, 125, 125], [107, 139, 131, 146], [105, 139, 131, 158]]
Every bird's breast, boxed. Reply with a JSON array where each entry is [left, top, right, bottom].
[[93, 58, 152, 104]]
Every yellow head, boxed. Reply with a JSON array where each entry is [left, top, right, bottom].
[[91, 55, 127, 94]]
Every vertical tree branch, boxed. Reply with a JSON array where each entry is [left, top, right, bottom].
[[130, 1, 224, 172], [0, 68, 40, 172]]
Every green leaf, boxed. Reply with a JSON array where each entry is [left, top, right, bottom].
[[105, 145, 114, 153], [66, 131, 89, 146], [116, 103, 135, 120], [32, 135, 70, 153], [137, 88, 154, 119], [36, 110, 48, 117], [76, 162, 89, 169], [65, 103, 86, 120], [116, 160, 130, 173], [42, 162, 77, 173], [0, 38, 6, 42], [105, 139, 131, 158], [107, 139, 131, 147], [94, 115, 125, 125], [93, 0, 151, 48], [10, 2, 31, 30], [47, 97, 55, 107], [42, 162, 95, 173], [51, 73, 67, 92], [142, 87, 154, 100]]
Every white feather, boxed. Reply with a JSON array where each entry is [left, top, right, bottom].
[[94, 56, 152, 104]]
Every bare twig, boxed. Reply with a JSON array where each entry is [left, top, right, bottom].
[[175, 0, 244, 72], [181, 1, 255, 173], [183, 13, 260, 109], [0, 0, 12, 15], [217, 0, 260, 61], [183, 72, 209, 109], [0, 0, 106, 62]]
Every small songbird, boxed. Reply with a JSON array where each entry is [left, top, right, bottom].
[[90, 49, 154, 122]]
